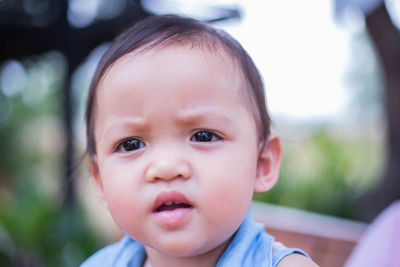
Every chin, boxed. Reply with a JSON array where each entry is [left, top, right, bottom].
[[151, 237, 215, 258], [159, 242, 201, 257]]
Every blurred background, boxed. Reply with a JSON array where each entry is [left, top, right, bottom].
[[0, 0, 399, 266]]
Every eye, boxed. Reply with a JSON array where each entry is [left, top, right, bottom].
[[115, 138, 146, 152], [190, 130, 221, 142]]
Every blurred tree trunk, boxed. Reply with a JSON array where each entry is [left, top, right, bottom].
[[359, 3, 400, 221], [0, 0, 150, 206]]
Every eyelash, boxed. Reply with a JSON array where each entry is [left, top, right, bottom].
[[115, 138, 146, 153], [190, 130, 222, 143], [114, 130, 222, 153]]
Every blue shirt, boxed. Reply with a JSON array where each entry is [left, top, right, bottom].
[[81, 210, 309, 267]]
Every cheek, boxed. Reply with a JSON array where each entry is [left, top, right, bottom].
[[100, 164, 144, 233], [200, 147, 258, 222]]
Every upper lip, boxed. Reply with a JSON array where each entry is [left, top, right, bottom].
[[152, 190, 192, 212]]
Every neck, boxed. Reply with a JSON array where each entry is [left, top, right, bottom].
[[144, 239, 230, 267]]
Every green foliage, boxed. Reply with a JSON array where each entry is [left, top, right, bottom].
[[0, 54, 105, 266], [254, 128, 383, 219], [0, 187, 104, 267]]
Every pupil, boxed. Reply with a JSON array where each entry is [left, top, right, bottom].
[[196, 131, 212, 142], [123, 139, 140, 151]]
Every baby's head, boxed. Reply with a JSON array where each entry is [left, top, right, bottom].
[[86, 14, 282, 262], [86, 14, 271, 157]]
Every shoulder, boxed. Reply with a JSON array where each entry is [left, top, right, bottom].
[[80, 237, 127, 267], [277, 253, 319, 267], [271, 241, 317, 267], [80, 236, 145, 267]]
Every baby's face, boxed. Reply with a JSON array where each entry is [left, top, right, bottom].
[[92, 45, 260, 258]]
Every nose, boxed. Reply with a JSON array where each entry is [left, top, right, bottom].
[[145, 154, 191, 183]]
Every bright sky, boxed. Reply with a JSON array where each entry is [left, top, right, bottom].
[[72, 0, 398, 122], [54, 0, 400, 122], [217, 0, 352, 121]]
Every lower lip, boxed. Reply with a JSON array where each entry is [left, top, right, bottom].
[[152, 207, 193, 227]]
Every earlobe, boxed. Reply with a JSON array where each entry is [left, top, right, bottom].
[[90, 156, 108, 209], [254, 135, 282, 193]]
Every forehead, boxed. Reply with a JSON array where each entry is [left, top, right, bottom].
[[108, 43, 238, 79], [93, 45, 258, 143], [98, 44, 248, 107]]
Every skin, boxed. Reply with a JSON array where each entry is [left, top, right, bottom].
[[90, 45, 314, 267]]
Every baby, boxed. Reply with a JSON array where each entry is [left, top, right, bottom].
[[81, 15, 317, 267]]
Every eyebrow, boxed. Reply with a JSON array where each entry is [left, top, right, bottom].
[[100, 117, 148, 144], [176, 108, 234, 126], [99, 108, 236, 147]]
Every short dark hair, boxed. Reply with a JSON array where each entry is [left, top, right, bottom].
[[85, 14, 270, 157]]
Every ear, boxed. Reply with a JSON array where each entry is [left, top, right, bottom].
[[90, 156, 108, 209], [254, 135, 282, 193]]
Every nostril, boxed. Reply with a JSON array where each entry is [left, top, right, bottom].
[[177, 164, 191, 179], [145, 159, 191, 182]]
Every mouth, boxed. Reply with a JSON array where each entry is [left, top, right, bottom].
[[152, 190, 193, 226], [152, 190, 193, 213], [154, 201, 193, 212]]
